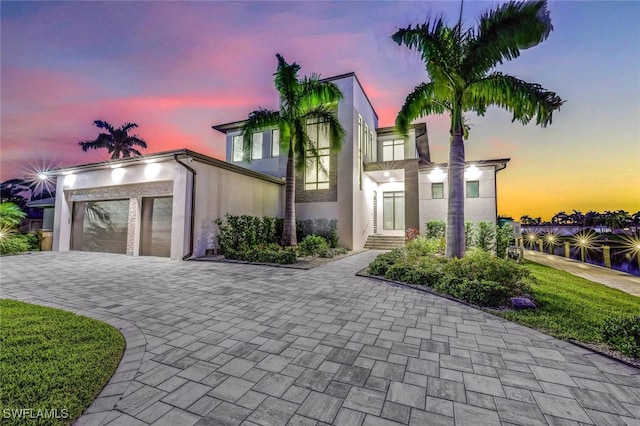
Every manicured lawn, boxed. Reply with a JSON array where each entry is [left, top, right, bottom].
[[0, 299, 125, 425], [494, 261, 640, 344]]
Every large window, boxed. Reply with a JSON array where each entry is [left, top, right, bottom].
[[466, 181, 480, 198], [382, 139, 404, 161], [251, 133, 263, 160], [232, 135, 243, 162], [272, 129, 280, 157], [432, 183, 444, 199], [383, 191, 405, 230], [305, 122, 330, 190]]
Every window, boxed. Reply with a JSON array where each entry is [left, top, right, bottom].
[[251, 132, 263, 160], [232, 135, 243, 162], [271, 129, 280, 157], [432, 183, 444, 199], [383, 192, 405, 230], [382, 139, 404, 161], [466, 181, 480, 198], [305, 121, 330, 190], [369, 131, 375, 162], [358, 116, 363, 190]]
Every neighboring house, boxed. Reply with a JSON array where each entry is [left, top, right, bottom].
[[51, 72, 508, 259]]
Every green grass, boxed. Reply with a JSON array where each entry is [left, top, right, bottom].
[[494, 261, 640, 344], [0, 299, 125, 425]]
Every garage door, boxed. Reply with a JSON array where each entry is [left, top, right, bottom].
[[140, 197, 173, 257], [71, 200, 129, 254]]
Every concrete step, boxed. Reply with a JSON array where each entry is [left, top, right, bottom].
[[364, 235, 406, 250]]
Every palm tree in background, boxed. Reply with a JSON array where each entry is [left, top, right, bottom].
[[241, 54, 345, 247], [79, 120, 148, 159], [392, 0, 564, 258]]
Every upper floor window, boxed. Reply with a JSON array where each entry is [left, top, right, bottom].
[[305, 122, 330, 190], [432, 183, 444, 199], [466, 181, 479, 198], [383, 139, 404, 161], [251, 132, 263, 160], [271, 129, 280, 157], [232, 135, 243, 162]]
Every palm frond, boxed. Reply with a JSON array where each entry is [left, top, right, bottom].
[[299, 78, 343, 110], [121, 122, 139, 133], [464, 72, 563, 126], [301, 105, 346, 153], [292, 120, 307, 172], [93, 120, 115, 133], [461, 0, 552, 78], [127, 136, 147, 149], [274, 54, 301, 113], [395, 82, 451, 135], [240, 108, 281, 162]]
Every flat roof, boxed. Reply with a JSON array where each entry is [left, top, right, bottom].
[[49, 149, 285, 185], [213, 72, 378, 134]]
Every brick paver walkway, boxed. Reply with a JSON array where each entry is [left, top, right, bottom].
[[1, 251, 639, 426]]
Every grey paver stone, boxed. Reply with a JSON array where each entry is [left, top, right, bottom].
[[195, 401, 251, 425], [463, 372, 505, 397], [362, 415, 404, 426], [387, 381, 425, 409], [294, 369, 334, 392], [252, 372, 295, 398], [236, 391, 268, 410], [427, 377, 467, 403], [529, 365, 577, 387], [246, 396, 298, 426], [138, 365, 182, 387], [426, 396, 454, 417], [292, 351, 326, 369], [381, 401, 410, 424], [116, 385, 167, 416], [532, 392, 593, 423], [409, 409, 454, 426], [334, 408, 366, 426], [162, 380, 211, 409], [406, 358, 438, 377], [343, 386, 386, 416], [371, 361, 404, 381], [570, 388, 633, 416], [297, 391, 343, 423], [334, 364, 371, 386], [218, 358, 257, 377], [209, 377, 255, 403], [453, 402, 501, 426], [326, 347, 359, 365], [135, 401, 174, 423], [256, 354, 290, 373], [282, 385, 311, 404], [151, 407, 200, 426], [187, 395, 222, 416], [495, 397, 557, 426]]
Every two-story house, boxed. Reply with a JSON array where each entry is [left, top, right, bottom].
[[51, 72, 508, 259]]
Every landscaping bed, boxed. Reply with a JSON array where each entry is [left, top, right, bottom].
[[0, 299, 125, 425], [366, 239, 640, 363]]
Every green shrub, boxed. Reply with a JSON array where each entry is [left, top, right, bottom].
[[319, 249, 334, 258], [216, 214, 281, 254], [601, 316, 640, 358], [0, 234, 31, 255], [475, 222, 496, 252], [0, 202, 26, 228], [406, 236, 442, 259], [425, 220, 446, 239], [385, 257, 443, 287], [296, 219, 339, 248], [224, 247, 297, 264], [496, 223, 514, 258], [465, 221, 475, 249], [333, 247, 348, 255], [368, 248, 406, 276], [435, 276, 511, 307], [298, 235, 329, 257]]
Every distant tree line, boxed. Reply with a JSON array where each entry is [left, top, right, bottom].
[[519, 210, 640, 231]]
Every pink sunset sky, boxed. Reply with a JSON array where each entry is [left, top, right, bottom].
[[1, 1, 638, 220]]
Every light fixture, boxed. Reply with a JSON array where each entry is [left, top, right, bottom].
[[144, 163, 161, 179], [427, 167, 446, 183], [464, 165, 482, 180], [383, 171, 390, 178], [111, 168, 126, 182], [110, 164, 122, 169], [63, 174, 76, 187], [389, 177, 396, 182], [37, 173, 47, 180]]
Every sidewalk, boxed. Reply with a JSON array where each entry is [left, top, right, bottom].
[[523, 249, 640, 297]]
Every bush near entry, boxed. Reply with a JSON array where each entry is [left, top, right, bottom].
[[601, 315, 640, 358]]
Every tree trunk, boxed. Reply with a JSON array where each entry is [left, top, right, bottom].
[[281, 144, 297, 247], [446, 109, 466, 258]]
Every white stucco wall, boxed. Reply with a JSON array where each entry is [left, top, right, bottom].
[[418, 164, 498, 235], [191, 160, 283, 257]]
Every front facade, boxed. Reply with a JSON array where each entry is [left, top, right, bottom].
[[214, 73, 509, 250], [52, 72, 508, 258]]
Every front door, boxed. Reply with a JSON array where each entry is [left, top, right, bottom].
[[383, 191, 405, 231]]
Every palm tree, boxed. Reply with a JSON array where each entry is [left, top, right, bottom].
[[79, 120, 148, 159], [392, 0, 563, 258], [240, 54, 345, 247]]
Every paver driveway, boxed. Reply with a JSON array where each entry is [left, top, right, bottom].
[[1, 251, 639, 426]]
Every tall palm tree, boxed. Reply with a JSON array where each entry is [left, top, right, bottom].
[[392, 0, 563, 258], [79, 120, 148, 159], [241, 54, 345, 247]]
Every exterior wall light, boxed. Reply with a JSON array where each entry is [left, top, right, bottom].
[[111, 167, 126, 182], [38, 173, 47, 180], [383, 171, 390, 177], [144, 163, 161, 179], [427, 167, 446, 183], [464, 165, 482, 180], [63, 174, 76, 187]]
